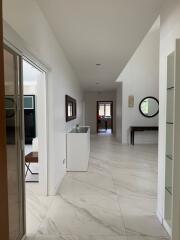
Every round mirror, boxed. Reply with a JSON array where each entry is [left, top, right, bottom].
[[139, 97, 159, 118]]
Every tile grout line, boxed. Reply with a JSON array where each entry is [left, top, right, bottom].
[[110, 170, 128, 240]]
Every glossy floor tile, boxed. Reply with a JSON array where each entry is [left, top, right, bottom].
[[26, 135, 169, 240]]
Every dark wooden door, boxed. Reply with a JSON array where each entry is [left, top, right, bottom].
[[0, 1, 10, 239]]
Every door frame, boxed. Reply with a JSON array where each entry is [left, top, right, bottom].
[[3, 23, 49, 240], [0, 2, 9, 239], [3, 22, 49, 196], [96, 101, 113, 134], [4, 44, 26, 240]]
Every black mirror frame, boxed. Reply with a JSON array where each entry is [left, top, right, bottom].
[[139, 96, 159, 118], [65, 95, 77, 122]]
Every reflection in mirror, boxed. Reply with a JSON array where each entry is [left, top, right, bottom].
[[139, 97, 159, 118], [68, 102, 73, 117]]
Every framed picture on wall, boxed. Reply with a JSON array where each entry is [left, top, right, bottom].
[[65, 95, 77, 122]]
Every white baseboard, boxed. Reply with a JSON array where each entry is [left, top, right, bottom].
[[21, 235, 27, 240], [163, 219, 172, 237], [156, 210, 172, 238], [156, 210, 163, 224]]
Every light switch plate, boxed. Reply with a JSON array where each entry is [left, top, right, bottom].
[[128, 95, 134, 108]]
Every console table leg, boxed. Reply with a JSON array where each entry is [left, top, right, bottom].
[[130, 131, 133, 145], [131, 131, 134, 145], [132, 131, 134, 145]]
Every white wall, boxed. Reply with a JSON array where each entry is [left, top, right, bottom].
[[24, 85, 36, 95], [3, 0, 83, 195], [84, 91, 116, 134], [117, 20, 160, 144], [116, 83, 122, 142], [157, 1, 180, 238]]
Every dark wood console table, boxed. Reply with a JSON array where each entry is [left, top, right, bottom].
[[130, 126, 158, 145]]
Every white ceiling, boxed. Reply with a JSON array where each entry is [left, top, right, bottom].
[[37, 0, 164, 91]]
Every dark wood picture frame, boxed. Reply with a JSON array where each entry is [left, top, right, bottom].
[[65, 95, 77, 122]]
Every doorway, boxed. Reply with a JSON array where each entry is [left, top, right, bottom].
[[22, 59, 48, 234], [97, 101, 113, 134], [4, 44, 48, 238]]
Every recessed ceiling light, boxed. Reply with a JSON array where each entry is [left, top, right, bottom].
[[96, 64, 101, 66]]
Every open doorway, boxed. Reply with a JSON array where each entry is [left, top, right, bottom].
[[97, 101, 113, 134], [23, 59, 48, 234]]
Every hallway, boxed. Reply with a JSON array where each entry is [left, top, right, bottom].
[[27, 135, 169, 240]]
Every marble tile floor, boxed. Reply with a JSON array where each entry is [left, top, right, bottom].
[[26, 135, 169, 240]]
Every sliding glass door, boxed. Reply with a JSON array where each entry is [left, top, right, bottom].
[[4, 46, 25, 240]]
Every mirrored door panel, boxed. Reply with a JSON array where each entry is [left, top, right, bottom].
[[4, 47, 25, 240]]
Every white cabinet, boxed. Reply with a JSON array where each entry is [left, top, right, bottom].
[[66, 127, 90, 171]]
